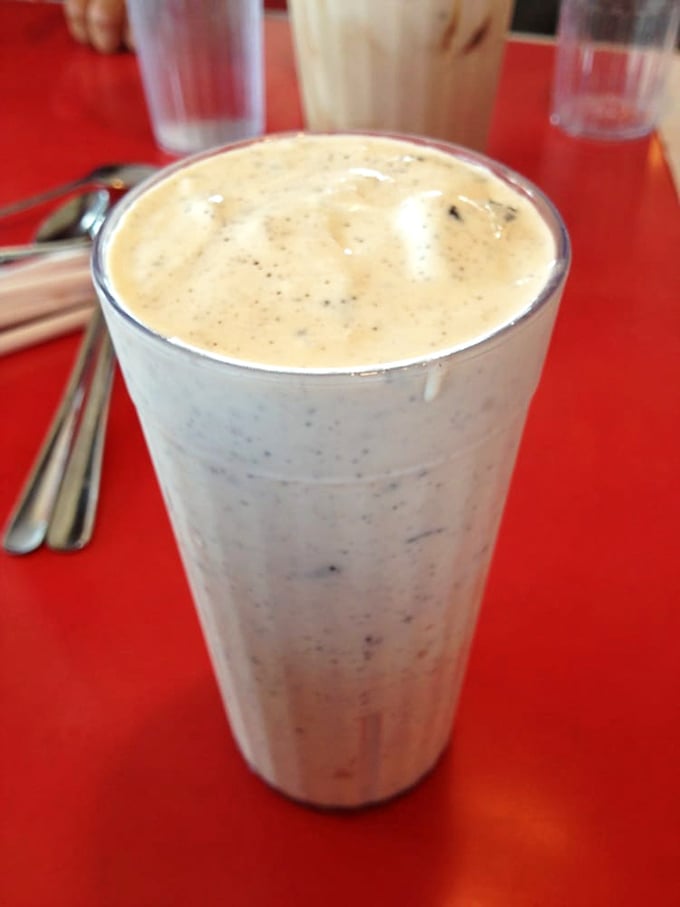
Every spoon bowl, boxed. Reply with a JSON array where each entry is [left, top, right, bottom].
[[34, 189, 111, 243], [0, 190, 114, 264]]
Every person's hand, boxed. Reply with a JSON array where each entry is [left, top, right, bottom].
[[64, 0, 134, 54]]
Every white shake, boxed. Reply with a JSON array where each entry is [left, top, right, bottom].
[[289, 0, 514, 151], [94, 134, 568, 808]]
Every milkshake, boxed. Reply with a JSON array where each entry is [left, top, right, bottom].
[[93, 134, 569, 808], [288, 0, 515, 151]]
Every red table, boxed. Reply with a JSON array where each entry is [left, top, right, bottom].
[[1, 4, 679, 905]]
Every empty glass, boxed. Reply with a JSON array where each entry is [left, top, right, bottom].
[[551, 0, 680, 140], [127, 0, 264, 156]]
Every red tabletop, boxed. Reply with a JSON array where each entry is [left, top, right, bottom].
[[1, 4, 679, 905]]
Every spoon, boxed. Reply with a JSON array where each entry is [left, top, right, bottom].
[[3, 194, 117, 554], [3, 312, 108, 554], [35, 188, 111, 242], [0, 189, 112, 264], [0, 162, 156, 219]]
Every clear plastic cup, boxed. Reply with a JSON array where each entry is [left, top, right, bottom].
[[551, 0, 680, 141], [92, 134, 570, 809], [126, 0, 264, 156]]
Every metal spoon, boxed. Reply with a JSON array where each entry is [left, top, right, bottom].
[[0, 189, 112, 264], [35, 189, 111, 242], [0, 162, 156, 219], [3, 195, 117, 554], [46, 318, 115, 551], [3, 313, 107, 554]]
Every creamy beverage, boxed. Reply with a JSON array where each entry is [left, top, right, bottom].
[[94, 134, 569, 808], [289, 0, 515, 151], [108, 135, 553, 367]]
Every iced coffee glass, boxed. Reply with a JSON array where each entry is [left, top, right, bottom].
[[92, 133, 569, 808], [288, 0, 515, 151]]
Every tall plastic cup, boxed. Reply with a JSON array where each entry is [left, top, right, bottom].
[[126, 0, 264, 155], [92, 134, 570, 808], [551, 0, 680, 140]]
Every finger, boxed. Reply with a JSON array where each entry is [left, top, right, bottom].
[[64, 0, 90, 45], [86, 0, 127, 54]]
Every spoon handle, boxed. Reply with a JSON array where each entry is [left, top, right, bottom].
[[2, 310, 104, 554], [0, 237, 91, 265], [46, 329, 115, 551], [0, 177, 88, 219]]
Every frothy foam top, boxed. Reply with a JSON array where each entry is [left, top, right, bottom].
[[106, 134, 557, 369]]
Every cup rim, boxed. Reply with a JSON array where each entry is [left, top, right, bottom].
[[92, 130, 571, 378]]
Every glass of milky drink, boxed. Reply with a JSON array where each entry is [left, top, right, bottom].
[[92, 133, 570, 809], [288, 0, 515, 151]]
